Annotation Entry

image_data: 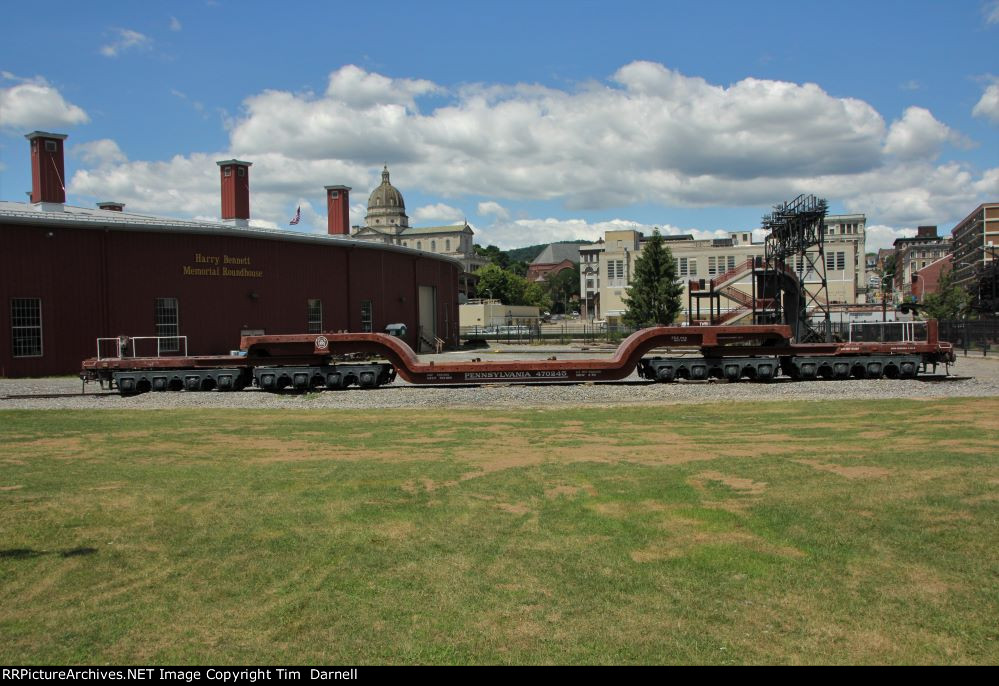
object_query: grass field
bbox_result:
[1,398,997,665]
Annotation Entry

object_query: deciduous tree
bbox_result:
[920,269,971,321]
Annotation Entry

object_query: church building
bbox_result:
[351,166,486,280]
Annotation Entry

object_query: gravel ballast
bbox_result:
[2,347,997,411]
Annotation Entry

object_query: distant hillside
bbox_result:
[507,240,593,264]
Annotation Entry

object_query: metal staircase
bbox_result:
[687,258,797,326]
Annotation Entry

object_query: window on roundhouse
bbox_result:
[361,300,373,333]
[155,297,180,352]
[11,298,42,357]
[307,299,323,334]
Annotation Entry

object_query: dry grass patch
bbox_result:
[496,502,533,516]
[793,459,893,479]
[690,470,768,495]
[544,484,597,499]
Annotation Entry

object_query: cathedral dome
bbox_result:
[364,165,409,232]
[367,166,405,211]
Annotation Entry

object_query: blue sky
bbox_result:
[1,0,997,251]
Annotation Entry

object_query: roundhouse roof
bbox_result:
[0,201,463,268]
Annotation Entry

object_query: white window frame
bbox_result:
[360,300,373,333]
[11,297,43,358]
[307,299,323,334]
[154,297,180,352]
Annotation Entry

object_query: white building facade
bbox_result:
[581,226,859,324]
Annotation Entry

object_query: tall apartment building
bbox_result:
[891,226,951,303]
[950,203,999,293]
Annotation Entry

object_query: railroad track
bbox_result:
[0,374,972,401]
[1,391,119,400]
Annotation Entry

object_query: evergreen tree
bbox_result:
[622,229,684,327]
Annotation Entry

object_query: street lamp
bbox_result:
[912,272,926,302]
[881,276,891,322]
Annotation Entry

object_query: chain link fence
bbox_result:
[462,318,999,353]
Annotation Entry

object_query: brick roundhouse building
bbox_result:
[0,132,461,377]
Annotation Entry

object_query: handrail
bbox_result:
[692,257,800,293]
[848,321,928,343]
[711,258,755,289]
[96,335,188,360]
[718,285,753,307]
[715,308,752,325]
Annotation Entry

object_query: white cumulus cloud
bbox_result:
[0,76,89,130]
[412,203,464,224]
[325,64,440,109]
[64,61,999,246]
[973,83,999,124]
[477,201,510,221]
[883,106,962,160]
[865,224,918,253]
[72,139,127,166]
[226,61,893,206]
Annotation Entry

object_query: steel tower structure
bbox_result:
[760,194,831,342]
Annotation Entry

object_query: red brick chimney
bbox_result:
[216,159,252,221]
[325,185,351,235]
[97,201,125,212]
[25,131,68,204]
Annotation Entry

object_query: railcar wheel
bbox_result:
[797,362,818,380]
[656,366,675,382]
[754,363,775,382]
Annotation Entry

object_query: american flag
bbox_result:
[289,206,301,225]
